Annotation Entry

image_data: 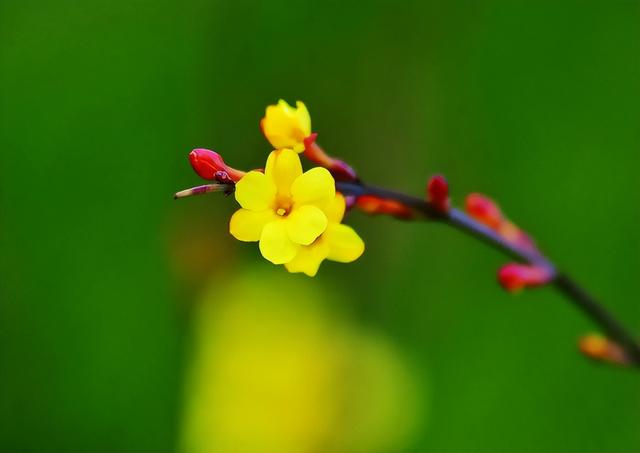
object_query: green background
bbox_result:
[1,0,639,451]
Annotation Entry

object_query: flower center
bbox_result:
[275,197,292,217]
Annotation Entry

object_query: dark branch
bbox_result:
[174,178,640,366]
[336,181,640,366]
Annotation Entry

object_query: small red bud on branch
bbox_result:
[355,195,414,220]
[466,193,537,252]
[189,148,245,182]
[498,263,553,292]
[466,193,503,228]
[427,175,450,213]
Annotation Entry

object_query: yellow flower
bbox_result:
[230,149,335,264]
[286,193,364,277]
[261,100,311,153]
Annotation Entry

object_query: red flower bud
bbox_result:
[427,175,449,213]
[466,193,538,252]
[356,195,414,220]
[498,263,553,292]
[189,148,245,182]
[466,193,503,228]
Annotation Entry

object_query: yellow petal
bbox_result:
[234,171,276,211]
[323,193,346,223]
[259,220,299,264]
[262,100,311,152]
[229,208,278,242]
[284,238,330,277]
[265,149,302,198]
[294,101,311,137]
[291,167,335,209]
[285,205,328,245]
[325,224,365,263]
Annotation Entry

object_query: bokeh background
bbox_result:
[2,1,640,451]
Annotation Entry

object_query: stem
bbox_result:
[554,274,640,364]
[336,181,640,366]
[338,181,548,264]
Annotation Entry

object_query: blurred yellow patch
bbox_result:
[181,271,424,453]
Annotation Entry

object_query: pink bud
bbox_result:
[498,263,553,292]
[189,149,227,180]
[189,148,245,182]
[427,175,450,212]
[356,195,414,220]
[466,193,503,228]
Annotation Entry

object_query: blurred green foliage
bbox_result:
[1,0,639,452]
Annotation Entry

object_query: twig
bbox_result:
[336,181,640,366]
[177,148,640,367]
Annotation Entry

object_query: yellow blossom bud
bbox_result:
[261,100,311,153]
